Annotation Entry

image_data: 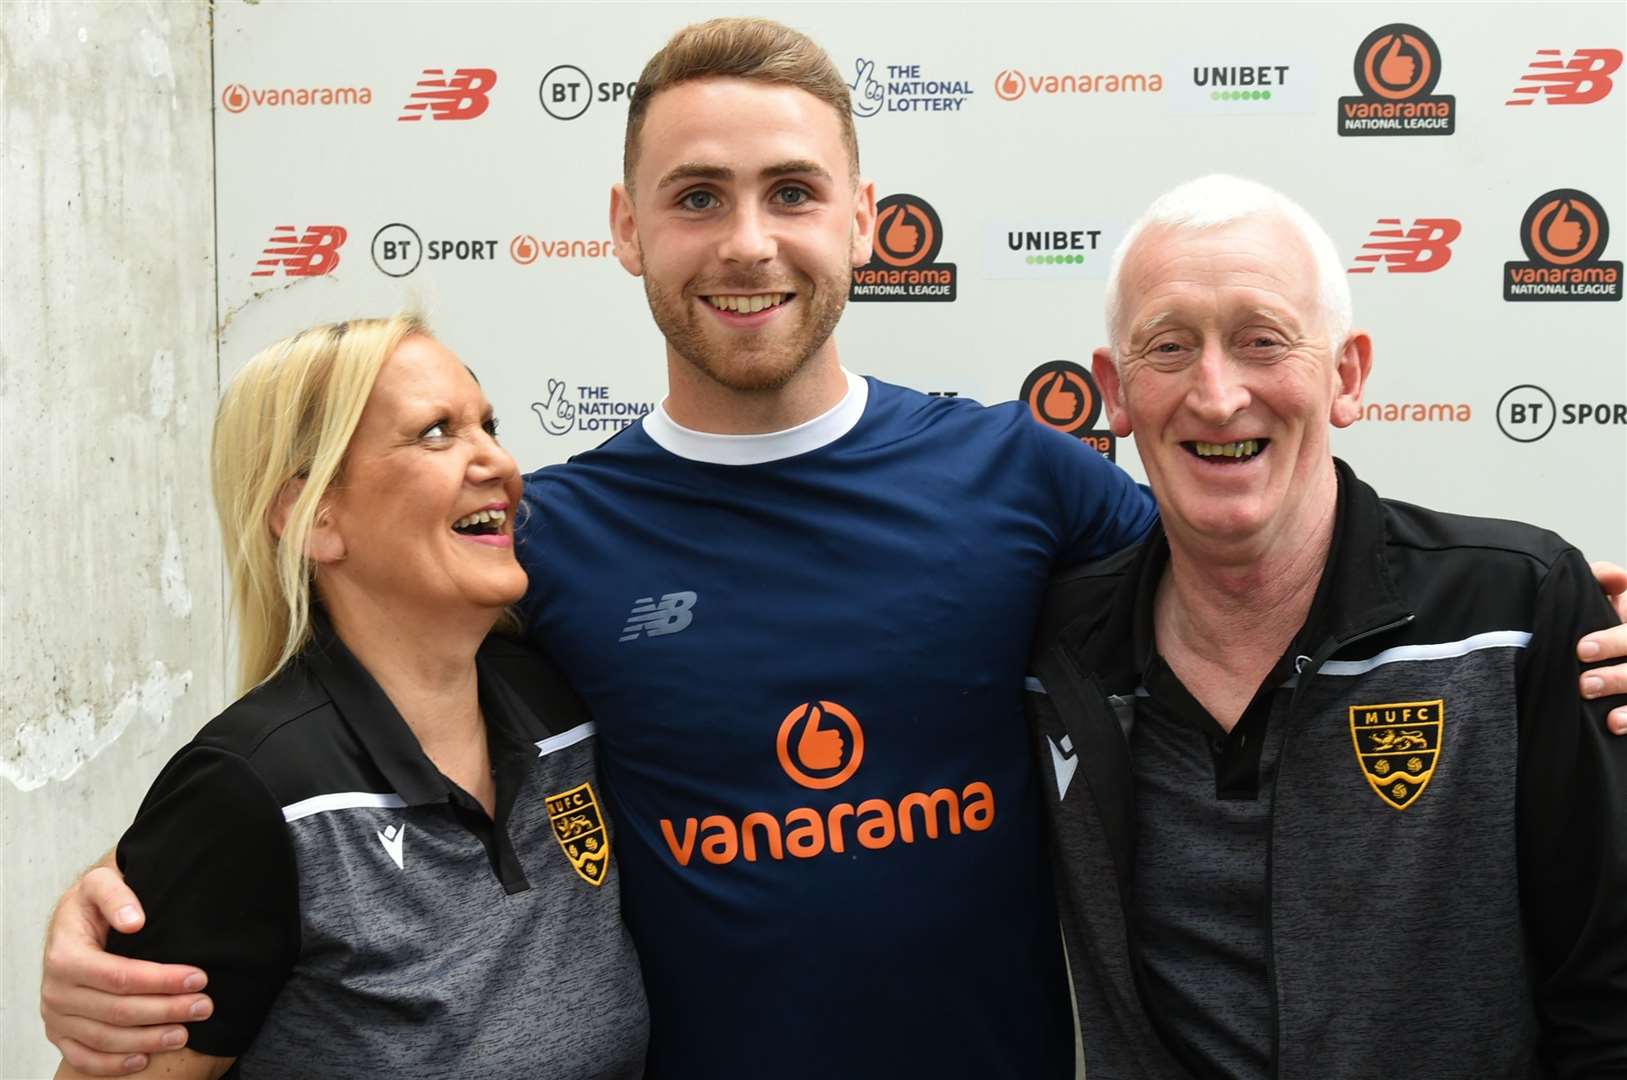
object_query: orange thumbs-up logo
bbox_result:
[1505,189,1621,302]
[995,69,1026,101]
[222,83,250,113]
[777,701,864,789]
[1022,361,1100,435]
[511,233,540,265]
[873,198,937,268]
[1358,24,1436,100]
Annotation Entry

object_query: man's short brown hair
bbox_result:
[623,17,860,189]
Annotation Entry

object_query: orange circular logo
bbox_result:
[1021,361,1101,435]
[1529,198,1600,265]
[995,69,1026,101]
[511,233,540,265]
[776,701,864,790]
[1362,31,1432,99]
[873,201,936,268]
[221,83,249,114]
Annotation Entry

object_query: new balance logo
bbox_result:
[619,591,697,642]
[1506,49,1621,106]
[1348,218,1461,274]
[252,225,347,277]
[1047,734,1078,801]
[377,822,405,869]
[398,67,497,121]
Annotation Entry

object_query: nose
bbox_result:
[716,201,776,266]
[1184,340,1251,426]
[467,426,519,488]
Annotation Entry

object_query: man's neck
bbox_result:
[662,344,849,434]
[1154,465,1340,729]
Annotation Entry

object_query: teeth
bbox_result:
[705,293,786,313]
[452,508,507,530]
[1192,440,1260,459]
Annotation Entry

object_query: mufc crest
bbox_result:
[546,782,610,887]
[1349,699,1444,810]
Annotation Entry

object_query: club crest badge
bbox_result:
[546,782,611,887]
[1349,699,1444,810]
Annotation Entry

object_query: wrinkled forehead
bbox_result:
[1119,216,1321,335]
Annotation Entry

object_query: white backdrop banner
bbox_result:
[213,1,1626,557]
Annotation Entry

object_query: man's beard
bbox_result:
[644,264,851,394]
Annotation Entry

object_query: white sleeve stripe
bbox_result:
[535,721,596,758]
[282,791,407,822]
[1023,676,1047,695]
[1317,630,1532,676]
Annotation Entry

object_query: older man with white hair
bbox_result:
[1026,175,1627,1080]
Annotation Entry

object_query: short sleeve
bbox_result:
[1034,421,1158,567]
[109,745,300,1056]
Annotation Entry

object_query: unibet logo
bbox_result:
[659,702,996,868]
[252,225,346,278]
[1507,49,1621,106]
[398,67,497,122]
[1347,217,1461,274]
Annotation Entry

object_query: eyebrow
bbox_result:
[655,158,833,190]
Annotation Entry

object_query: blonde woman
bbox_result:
[55,317,648,1079]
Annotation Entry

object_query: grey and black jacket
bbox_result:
[1026,459,1627,1080]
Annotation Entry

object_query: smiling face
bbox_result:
[1093,215,1370,555]
[318,334,528,617]
[610,77,876,395]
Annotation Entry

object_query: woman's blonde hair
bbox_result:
[212,314,428,691]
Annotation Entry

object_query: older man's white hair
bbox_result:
[1103,174,1353,358]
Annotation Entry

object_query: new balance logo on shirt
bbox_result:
[377,823,405,869]
[619,591,697,642]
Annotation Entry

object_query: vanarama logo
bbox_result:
[1507,48,1621,106]
[850,193,957,302]
[659,701,996,868]
[995,68,1162,101]
[510,234,614,265]
[1354,401,1471,423]
[1020,360,1116,460]
[1347,217,1461,274]
[1502,189,1622,301]
[1337,24,1455,136]
[220,82,372,113]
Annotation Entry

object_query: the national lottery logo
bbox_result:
[531,379,654,436]
[397,67,497,122]
[1337,23,1456,136]
[847,58,974,117]
[850,193,958,302]
[1502,189,1622,302]
[252,225,347,278]
[1506,48,1622,106]
[537,64,637,121]
[1347,217,1461,274]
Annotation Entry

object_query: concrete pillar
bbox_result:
[2,3,219,1074]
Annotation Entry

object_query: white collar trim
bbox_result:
[641,369,868,465]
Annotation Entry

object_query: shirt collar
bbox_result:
[640,368,869,465]
[301,609,537,806]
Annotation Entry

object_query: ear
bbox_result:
[269,478,347,564]
[850,178,878,267]
[1092,348,1135,437]
[1328,330,1373,429]
[610,183,643,277]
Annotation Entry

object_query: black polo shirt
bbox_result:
[109,617,648,1078]
[1126,481,1351,1080]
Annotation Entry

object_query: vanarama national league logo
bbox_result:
[1020,361,1116,461]
[850,193,957,302]
[1502,189,1622,301]
[659,701,995,868]
[1337,24,1455,136]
